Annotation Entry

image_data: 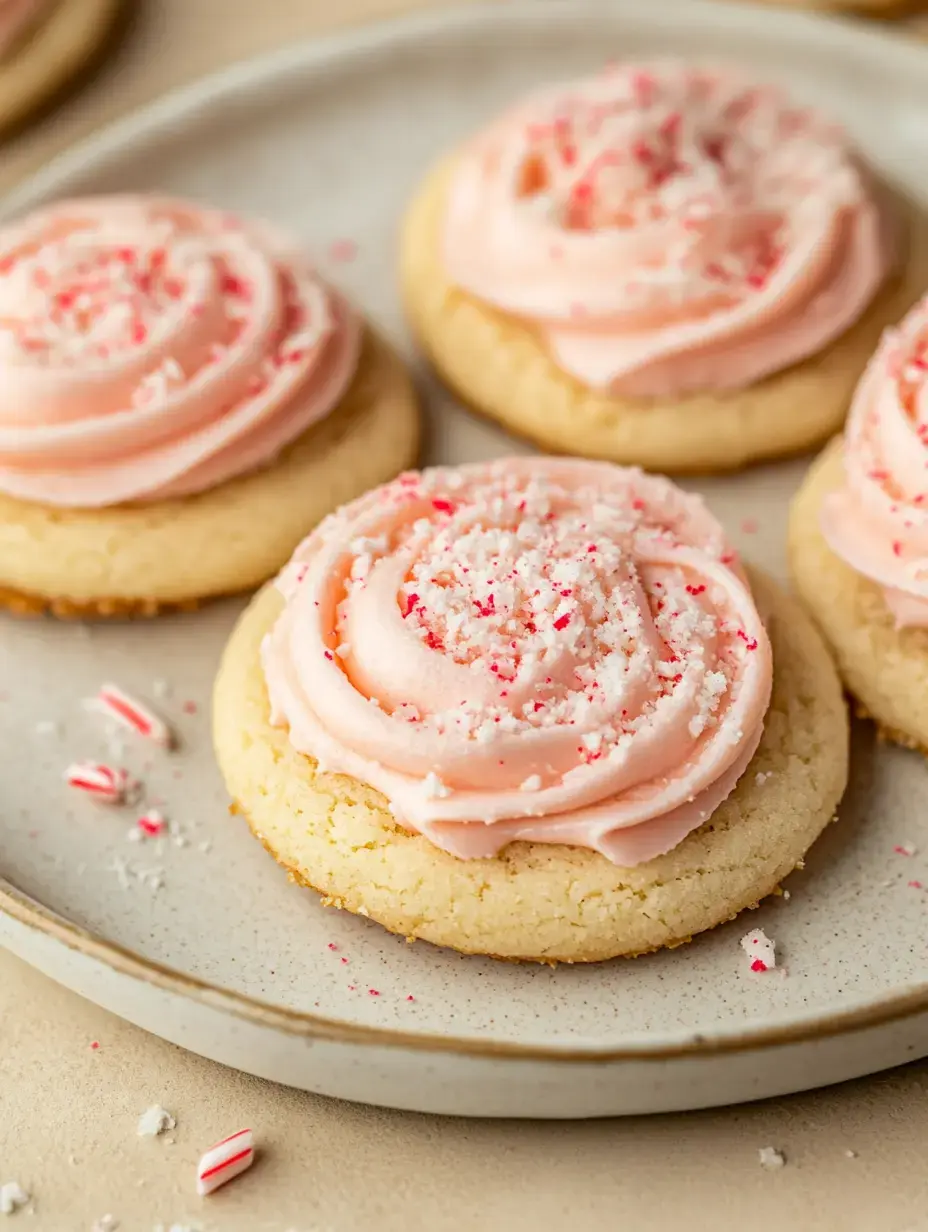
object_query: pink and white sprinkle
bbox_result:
[196,1128,255,1196]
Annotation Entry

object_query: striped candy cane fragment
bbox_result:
[65,762,129,804]
[196,1128,255,1196]
[136,810,166,838]
[91,683,174,748]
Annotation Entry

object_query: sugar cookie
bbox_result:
[401,62,925,473]
[0,0,123,137]
[0,195,419,617]
[789,292,928,750]
[215,458,848,962]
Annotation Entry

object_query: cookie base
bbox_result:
[0,0,126,137]
[213,569,848,963]
[400,160,928,474]
[789,442,928,752]
[0,331,420,618]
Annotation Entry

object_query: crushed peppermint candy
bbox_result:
[137,1104,176,1137]
[66,762,129,804]
[757,1146,786,1170]
[196,1128,255,1196]
[92,1217,119,1232]
[88,684,174,748]
[741,927,776,972]
[0,1183,29,1215]
[136,810,166,838]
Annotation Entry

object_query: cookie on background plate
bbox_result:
[401,61,928,474]
[789,292,928,752]
[0,195,420,618]
[750,0,921,14]
[214,458,849,963]
[0,0,124,137]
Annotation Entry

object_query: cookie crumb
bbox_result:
[0,1182,29,1215]
[758,1146,786,1170]
[137,1105,176,1137]
[741,927,776,972]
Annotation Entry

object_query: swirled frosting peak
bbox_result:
[262,458,773,866]
[0,196,360,507]
[820,294,928,628]
[443,62,891,397]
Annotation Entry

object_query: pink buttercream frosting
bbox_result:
[262,458,773,866]
[0,0,47,56]
[443,62,892,398]
[820,293,928,628]
[0,196,360,507]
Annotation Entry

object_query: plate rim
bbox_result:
[3,0,928,1063]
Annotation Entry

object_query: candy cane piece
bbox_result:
[196,1128,255,1196]
[93,683,174,748]
[136,809,166,838]
[66,762,129,804]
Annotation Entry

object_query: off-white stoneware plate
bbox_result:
[2,0,928,1119]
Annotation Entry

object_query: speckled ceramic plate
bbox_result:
[2,0,928,1118]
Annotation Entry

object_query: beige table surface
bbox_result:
[3,2,928,1230]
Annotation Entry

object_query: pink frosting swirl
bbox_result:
[0,0,46,56]
[262,458,773,866]
[820,294,928,628]
[0,196,360,507]
[443,62,891,397]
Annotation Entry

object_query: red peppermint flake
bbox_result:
[402,592,419,618]
[221,272,251,300]
[553,613,571,632]
[750,959,768,973]
[432,498,455,515]
[737,630,759,651]
[324,651,334,661]
[892,541,903,557]
[685,584,706,596]
[328,239,358,263]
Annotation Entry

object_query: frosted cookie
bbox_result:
[0,0,123,136]
[757,0,918,12]
[0,195,419,617]
[400,62,926,473]
[789,293,928,751]
[214,458,848,962]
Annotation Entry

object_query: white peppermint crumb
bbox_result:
[422,772,451,800]
[845,1149,858,1159]
[519,774,542,792]
[198,841,212,855]
[0,1182,29,1215]
[741,927,776,971]
[164,1137,175,1146]
[896,843,918,857]
[137,1105,176,1137]
[68,1156,78,1167]
[92,1217,119,1232]
[755,771,772,785]
[758,1146,786,1170]
[34,720,61,737]
[782,890,791,901]
[126,828,143,844]
[152,679,171,699]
